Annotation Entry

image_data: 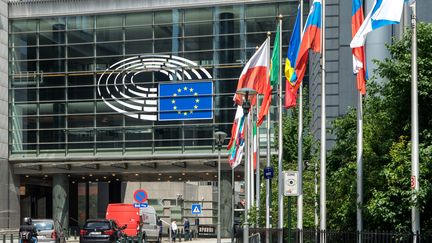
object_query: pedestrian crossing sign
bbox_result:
[191,204,202,214]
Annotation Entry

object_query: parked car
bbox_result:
[33,219,59,243]
[79,219,123,243]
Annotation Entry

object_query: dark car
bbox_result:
[79,219,123,243]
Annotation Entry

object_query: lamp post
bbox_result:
[235,87,257,243]
[214,131,227,243]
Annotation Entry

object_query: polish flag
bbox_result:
[234,38,270,105]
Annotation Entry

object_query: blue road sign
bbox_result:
[133,202,149,208]
[134,189,148,203]
[264,166,274,179]
[191,204,202,215]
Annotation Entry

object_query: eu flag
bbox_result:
[159,81,213,121]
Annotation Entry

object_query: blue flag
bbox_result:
[158,81,213,121]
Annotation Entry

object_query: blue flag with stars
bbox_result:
[159,81,213,121]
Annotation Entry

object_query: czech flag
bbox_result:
[352,0,367,95]
[285,0,322,108]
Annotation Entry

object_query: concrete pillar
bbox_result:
[53,174,69,232]
[0,161,20,228]
[220,170,232,238]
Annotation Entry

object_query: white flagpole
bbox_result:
[297,1,304,241]
[265,33,272,243]
[277,15,284,243]
[356,92,363,242]
[250,108,255,209]
[320,0,327,242]
[410,2,420,242]
[256,95,261,212]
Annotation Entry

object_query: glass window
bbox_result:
[68,30,94,44]
[125,128,153,141]
[96,42,123,56]
[184,8,212,22]
[155,11,172,24]
[40,17,66,31]
[12,46,37,60]
[68,74,94,86]
[12,33,37,46]
[40,75,65,87]
[96,15,122,28]
[218,5,241,20]
[40,115,66,129]
[68,101,95,114]
[39,88,66,101]
[67,16,94,30]
[68,58,95,72]
[12,104,37,116]
[154,25,173,39]
[11,19,37,33]
[12,130,37,145]
[40,31,66,45]
[246,17,275,33]
[40,102,66,115]
[96,128,123,141]
[96,29,123,42]
[39,46,65,59]
[184,23,213,36]
[125,26,152,40]
[39,129,65,143]
[125,40,152,55]
[246,4,276,18]
[184,37,213,51]
[13,88,37,102]
[68,115,94,128]
[14,116,37,130]
[68,129,94,142]
[12,61,37,73]
[125,12,152,26]
[154,126,181,147]
[96,114,123,127]
[68,44,94,58]
[153,39,172,53]
[40,60,65,73]
[68,86,94,100]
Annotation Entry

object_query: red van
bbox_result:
[105,204,140,237]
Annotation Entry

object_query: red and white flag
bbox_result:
[233,38,270,105]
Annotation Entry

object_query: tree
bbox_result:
[327,22,432,232]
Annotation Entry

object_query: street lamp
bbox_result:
[235,87,257,243]
[215,131,227,243]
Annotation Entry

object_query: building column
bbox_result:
[53,174,69,232]
[0,161,20,228]
[220,170,232,238]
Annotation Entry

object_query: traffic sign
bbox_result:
[191,204,202,215]
[283,171,298,196]
[263,166,274,179]
[133,189,148,203]
[133,202,149,208]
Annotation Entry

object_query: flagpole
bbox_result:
[250,108,255,210]
[410,2,420,242]
[256,95,261,213]
[356,91,363,242]
[277,14,284,243]
[297,1,304,241]
[265,32,272,243]
[320,0,327,242]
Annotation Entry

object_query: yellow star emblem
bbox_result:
[195,99,200,103]
[173,106,177,110]
[194,105,198,109]
[173,93,177,97]
[183,86,188,91]
[189,110,193,114]
[194,92,198,96]
[178,111,181,114]
[183,112,188,116]
[177,88,182,93]
[189,88,194,92]
[171,100,176,104]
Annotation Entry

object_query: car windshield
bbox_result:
[34,222,54,231]
[84,221,110,230]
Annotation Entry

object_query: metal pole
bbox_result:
[266,108,271,243]
[297,1,304,242]
[256,96,261,212]
[356,92,363,243]
[320,0,327,242]
[232,166,235,243]
[217,144,221,243]
[277,15,284,243]
[243,111,250,243]
[314,158,318,242]
[250,108,255,210]
[410,2,420,242]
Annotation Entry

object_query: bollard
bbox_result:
[3,234,5,243]
[10,234,13,243]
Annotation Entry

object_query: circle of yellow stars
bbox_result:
[172,85,200,116]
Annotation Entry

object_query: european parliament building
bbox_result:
[1,0,431,235]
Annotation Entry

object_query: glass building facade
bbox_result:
[9,1,305,158]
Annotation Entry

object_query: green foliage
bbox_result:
[327,22,432,232]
